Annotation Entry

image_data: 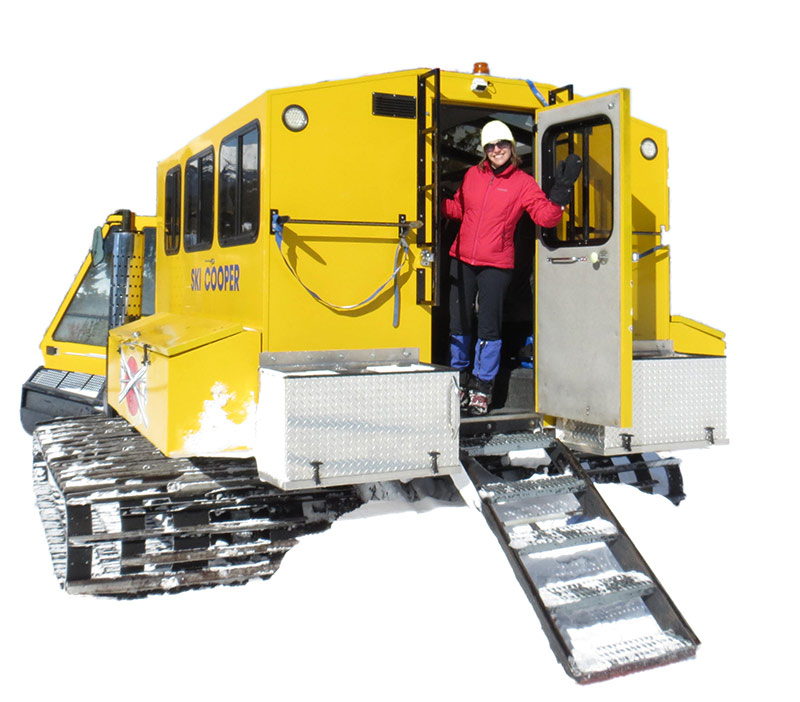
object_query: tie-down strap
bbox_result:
[270,212,420,327]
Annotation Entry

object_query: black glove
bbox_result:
[548,153,583,207]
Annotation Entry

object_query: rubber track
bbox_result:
[33,415,363,596]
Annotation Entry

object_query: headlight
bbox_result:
[640,138,658,160]
[282,105,308,132]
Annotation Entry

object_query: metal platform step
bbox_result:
[539,570,654,613]
[462,430,554,457]
[457,440,698,683]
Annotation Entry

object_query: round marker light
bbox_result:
[640,138,658,160]
[282,105,308,132]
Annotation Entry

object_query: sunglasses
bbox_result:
[485,140,511,153]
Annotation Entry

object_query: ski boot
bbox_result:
[468,378,494,416]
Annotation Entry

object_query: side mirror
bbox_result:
[91,226,104,267]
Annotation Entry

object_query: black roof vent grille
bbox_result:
[372,92,417,119]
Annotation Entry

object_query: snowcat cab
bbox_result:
[23,64,725,683]
[21,211,157,432]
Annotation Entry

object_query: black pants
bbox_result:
[448,258,513,340]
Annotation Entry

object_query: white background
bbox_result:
[1,2,795,700]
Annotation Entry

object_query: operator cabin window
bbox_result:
[219,121,260,246]
[541,116,614,248]
[164,166,181,255]
[184,148,215,252]
[53,226,157,346]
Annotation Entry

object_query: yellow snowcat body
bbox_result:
[23,65,725,683]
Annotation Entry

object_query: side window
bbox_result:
[541,116,613,248]
[184,148,215,252]
[164,166,181,255]
[219,121,260,246]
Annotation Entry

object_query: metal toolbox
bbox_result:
[557,356,727,455]
[255,349,460,490]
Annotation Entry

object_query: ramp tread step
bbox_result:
[540,570,654,613]
[570,631,694,678]
[510,518,618,555]
[481,474,585,503]
[495,493,581,527]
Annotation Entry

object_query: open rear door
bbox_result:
[535,90,632,428]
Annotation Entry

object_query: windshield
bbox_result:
[53,227,156,346]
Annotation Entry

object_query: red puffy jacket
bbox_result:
[443,162,563,269]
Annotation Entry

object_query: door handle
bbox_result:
[547,256,587,264]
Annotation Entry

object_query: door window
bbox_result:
[541,116,613,248]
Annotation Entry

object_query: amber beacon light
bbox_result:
[471,62,490,92]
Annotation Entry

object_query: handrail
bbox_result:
[272,216,422,230]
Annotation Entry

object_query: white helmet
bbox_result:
[480,120,514,148]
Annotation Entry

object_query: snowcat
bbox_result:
[20,64,726,683]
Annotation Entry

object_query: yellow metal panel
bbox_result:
[629,118,672,343]
[111,312,244,357]
[670,315,726,356]
[42,340,106,375]
[630,118,669,233]
[168,330,259,456]
[267,71,431,359]
[439,71,554,110]
[108,325,260,456]
[632,244,671,340]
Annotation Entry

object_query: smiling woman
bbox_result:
[479,121,520,170]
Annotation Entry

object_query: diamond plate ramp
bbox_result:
[455,438,698,683]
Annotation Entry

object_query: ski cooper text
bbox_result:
[190,264,240,292]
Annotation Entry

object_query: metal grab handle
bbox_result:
[547,256,587,264]
[273,214,422,231]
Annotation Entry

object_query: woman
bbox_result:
[442,119,582,415]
